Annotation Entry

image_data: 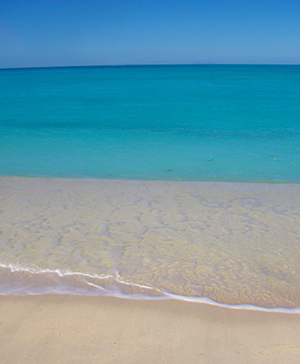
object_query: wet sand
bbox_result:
[1,294,300,364]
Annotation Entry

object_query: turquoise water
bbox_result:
[1,65,300,308]
[1,65,300,181]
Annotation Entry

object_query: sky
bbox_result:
[0,0,300,68]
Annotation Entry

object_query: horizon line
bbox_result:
[1,62,300,71]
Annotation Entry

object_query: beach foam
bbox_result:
[1,264,300,314]
[1,177,300,308]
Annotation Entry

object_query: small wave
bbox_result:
[0,263,164,296]
[0,263,299,314]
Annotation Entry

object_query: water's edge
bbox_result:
[1,264,300,314]
[1,176,300,312]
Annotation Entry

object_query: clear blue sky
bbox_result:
[1,0,299,68]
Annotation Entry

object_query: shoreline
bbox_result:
[1,294,300,363]
[2,174,300,184]
[1,176,300,308]
[2,264,300,313]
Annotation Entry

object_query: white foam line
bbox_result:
[1,263,300,313]
[115,270,154,290]
[0,263,114,280]
[161,292,300,313]
[85,281,111,294]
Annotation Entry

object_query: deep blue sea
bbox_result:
[1,64,300,182]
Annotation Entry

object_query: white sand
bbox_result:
[1,295,300,364]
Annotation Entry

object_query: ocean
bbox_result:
[1,65,300,309]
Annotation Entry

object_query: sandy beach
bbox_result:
[1,295,300,364]
[1,178,300,362]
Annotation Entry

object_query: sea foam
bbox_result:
[1,177,300,309]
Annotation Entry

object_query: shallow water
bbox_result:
[1,177,300,308]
